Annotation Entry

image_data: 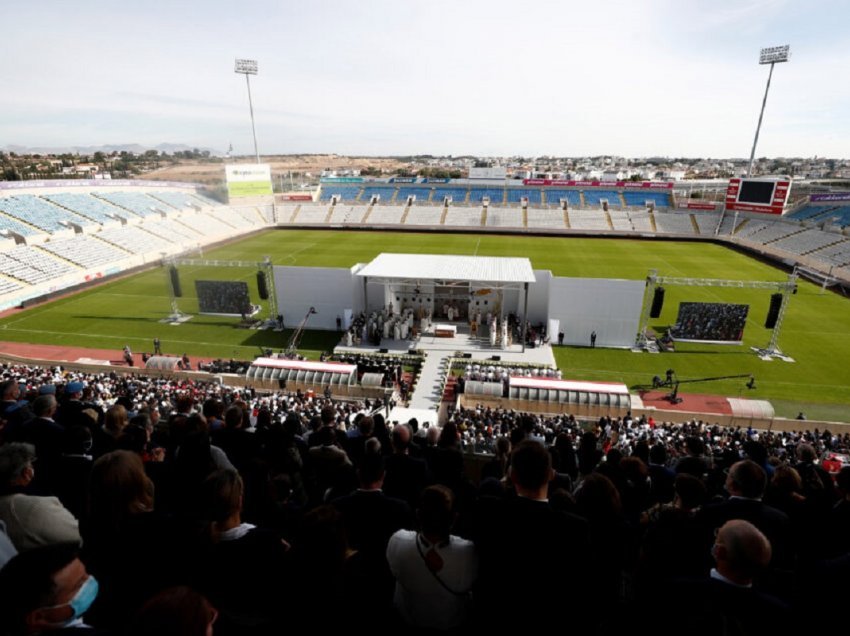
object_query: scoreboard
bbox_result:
[725,177,791,215]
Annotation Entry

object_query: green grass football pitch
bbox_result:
[1,229,849,421]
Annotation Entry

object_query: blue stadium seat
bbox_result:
[583,190,621,207]
[360,187,397,203]
[319,187,361,202]
[0,195,88,233]
[43,193,121,224]
[506,189,542,205]
[469,189,505,204]
[543,190,581,206]
[787,205,840,221]
[96,192,163,217]
[432,187,469,203]
[623,191,671,208]
[396,187,432,203]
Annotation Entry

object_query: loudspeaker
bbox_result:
[408,349,417,355]
[379,348,389,354]
[256,271,269,300]
[649,287,665,318]
[765,293,783,328]
[461,352,472,359]
[491,355,501,361]
[169,266,182,297]
[278,378,287,389]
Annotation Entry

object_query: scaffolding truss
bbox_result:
[635,269,797,358]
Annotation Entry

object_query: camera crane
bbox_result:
[284,306,316,358]
[636,370,755,404]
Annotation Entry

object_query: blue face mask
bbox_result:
[48,576,99,626]
[69,575,99,618]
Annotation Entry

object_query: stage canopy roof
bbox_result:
[356,253,536,284]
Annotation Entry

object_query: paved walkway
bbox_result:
[335,322,557,418]
[408,351,451,411]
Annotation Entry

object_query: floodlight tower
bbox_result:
[234,58,261,164]
[747,45,790,177]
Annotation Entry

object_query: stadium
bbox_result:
[1,175,849,423]
[2,3,850,634]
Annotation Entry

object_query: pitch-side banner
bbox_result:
[225,164,273,197]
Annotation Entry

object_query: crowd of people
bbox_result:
[194,280,252,316]
[670,302,750,342]
[0,362,849,635]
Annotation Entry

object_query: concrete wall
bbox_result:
[274,265,361,330]
[548,277,644,348]
[527,270,551,324]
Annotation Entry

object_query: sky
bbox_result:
[1,0,848,158]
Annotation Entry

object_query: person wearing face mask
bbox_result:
[0,542,101,635]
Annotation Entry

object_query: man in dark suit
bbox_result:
[333,451,413,559]
[382,424,429,509]
[0,379,34,439]
[697,459,792,571]
[333,452,413,614]
[16,393,64,495]
[56,381,98,433]
[471,440,592,631]
[647,442,676,504]
[661,520,788,636]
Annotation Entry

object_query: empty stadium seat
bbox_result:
[95,192,163,217]
[506,189,542,205]
[623,191,671,208]
[319,186,361,202]
[543,190,581,207]
[0,195,89,233]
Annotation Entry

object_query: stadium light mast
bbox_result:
[747,45,789,177]
[234,58,261,164]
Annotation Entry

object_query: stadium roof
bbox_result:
[356,253,536,284]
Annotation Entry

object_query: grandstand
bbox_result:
[176,212,238,237]
[583,189,620,208]
[150,190,204,211]
[95,191,164,217]
[0,247,77,285]
[403,206,445,225]
[319,186,360,202]
[432,187,469,204]
[0,209,44,237]
[543,189,581,207]
[469,188,505,205]
[0,194,90,233]
[39,234,130,269]
[294,205,332,223]
[360,186,396,203]
[653,212,697,234]
[608,210,633,232]
[0,184,270,309]
[444,207,484,226]
[623,191,671,208]
[568,210,610,231]
[506,189,542,205]
[328,205,368,224]
[396,187,431,203]
[485,208,524,228]
[364,205,406,224]
[42,192,123,225]
[95,226,177,255]
[2,180,850,323]
[525,208,566,229]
